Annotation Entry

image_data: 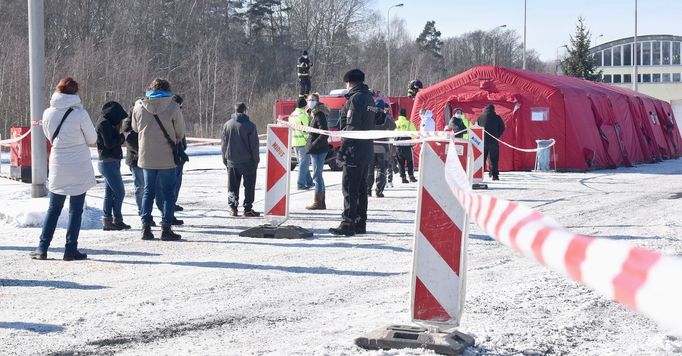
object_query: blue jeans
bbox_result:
[296,147,313,188]
[37,192,86,254]
[141,168,176,225]
[98,161,125,219]
[156,163,184,211]
[310,152,326,193]
[130,164,162,216]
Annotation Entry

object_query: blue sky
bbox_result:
[375,0,682,61]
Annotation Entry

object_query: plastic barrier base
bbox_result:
[472,183,488,190]
[355,325,474,355]
[239,225,313,239]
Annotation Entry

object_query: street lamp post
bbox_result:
[492,24,507,66]
[556,44,568,74]
[594,34,604,46]
[387,3,403,97]
[28,0,47,198]
[633,0,638,92]
[522,0,527,69]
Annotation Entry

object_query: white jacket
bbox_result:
[42,93,97,196]
[420,110,435,132]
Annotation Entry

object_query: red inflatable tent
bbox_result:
[411,66,681,171]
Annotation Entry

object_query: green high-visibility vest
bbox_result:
[290,108,309,147]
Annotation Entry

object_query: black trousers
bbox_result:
[342,161,370,224]
[484,142,500,179]
[299,77,311,96]
[397,147,415,179]
[227,166,257,210]
[367,153,387,194]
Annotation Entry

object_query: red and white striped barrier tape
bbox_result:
[0,130,32,147]
[443,135,682,335]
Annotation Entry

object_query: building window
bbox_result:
[663,41,671,64]
[642,73,651,82]
[674,42,681,65]
[643,42,651,65]
[652,73,661,82]
[636,42,642,65]
[594,52,603,66]
[613,74,622,83]
[653,41,661,65]
[613,45,622,66]
[674,73,681,82]
[623,44,632,66]
[623,74,632,83]
[602,74,612,83]
[663,73,671,82]
[603,48,612,66]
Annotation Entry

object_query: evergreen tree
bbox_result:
[561,17,600,81]
[416,20,444,60]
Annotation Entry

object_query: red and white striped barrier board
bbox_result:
[264,124,291,226]
[469,126,485,184]
[443,135,682,335]
[411,139,472,327]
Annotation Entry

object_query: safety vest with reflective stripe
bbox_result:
[290,108,309,147]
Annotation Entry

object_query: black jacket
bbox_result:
[339,84,375,166]
[373,111,396,153]
[477,107,505,144]
[221,113,260,171]
[305,104,330,155]
[96,102,127,161]
[448,116,467,138]
[122,116,138,166]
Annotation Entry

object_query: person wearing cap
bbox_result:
[290,97,313,190]
[395,108,418,183]
[329,69,375,236]
[367,100,396,198]
[448,107,471,139]
[477,103,505,181]
[407,79,423,98]
[297,50,313,97]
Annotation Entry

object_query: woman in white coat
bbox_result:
[30,77,97,261]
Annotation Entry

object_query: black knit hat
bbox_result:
[343,69,365,83]
[303,50,308,56]
[296,97,307,108]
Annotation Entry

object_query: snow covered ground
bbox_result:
[1,149,682,356]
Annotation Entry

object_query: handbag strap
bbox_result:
[152,114,176,148]
[51,108,74,143]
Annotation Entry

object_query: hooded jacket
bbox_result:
[420,110,435,132]
[122,115,139,166]
[131,95,186,170]
[42,92,97,196]
[96,101,127,161]
[476,105,506,144]
[373,111,396,154]
[221,112,260,170]
[339,84,375,166]
[305,103,330,155]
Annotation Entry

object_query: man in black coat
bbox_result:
[367,99,396,198]
[329,69,375,236]
[221,102,261,217]
[476,103,506,181]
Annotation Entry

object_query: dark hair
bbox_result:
[303,50,308,56]
[399,108,407,116]
[235,102,247,113]
[56,77,79,95]
[308,92,320,101]
[296,97,307,108]
[343,69,365,84]
[149,78,171,92]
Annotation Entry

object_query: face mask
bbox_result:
[308,101,318,109]
[455,113,462,118]
[303,55,308,59]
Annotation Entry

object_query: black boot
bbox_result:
[161,224,182,241]
[409,176,418,183]
[171,217,184,226]
[113,218,131,230]
[63,251,87,261]
[102,216,122,231]
[30,249,47,260]
[174,205,184,212]
[355,220,367,235]
[141,223,154,240]
[401,177,409,184]
[329,221,356,236]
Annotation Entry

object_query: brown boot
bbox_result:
[306,192,326,210]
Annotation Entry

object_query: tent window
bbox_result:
[613,46,622,66]
[531,107,549,122]
[623,44,632,66]
[602,74,612,83]
[673,73,681,82]
[623,74,632,83]
[613,74,622,83]
[663,73,671,82]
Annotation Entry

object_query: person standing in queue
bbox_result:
[31,77,97,261]
[476,103,505,181]
[305,93,329,210]
[329,69,375,236]
[221,103,261,217]
[132,78,185,241]
[395,108,418,184]
[290,98,313,190]
[367,100,396,198]
[448,107,471,139]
